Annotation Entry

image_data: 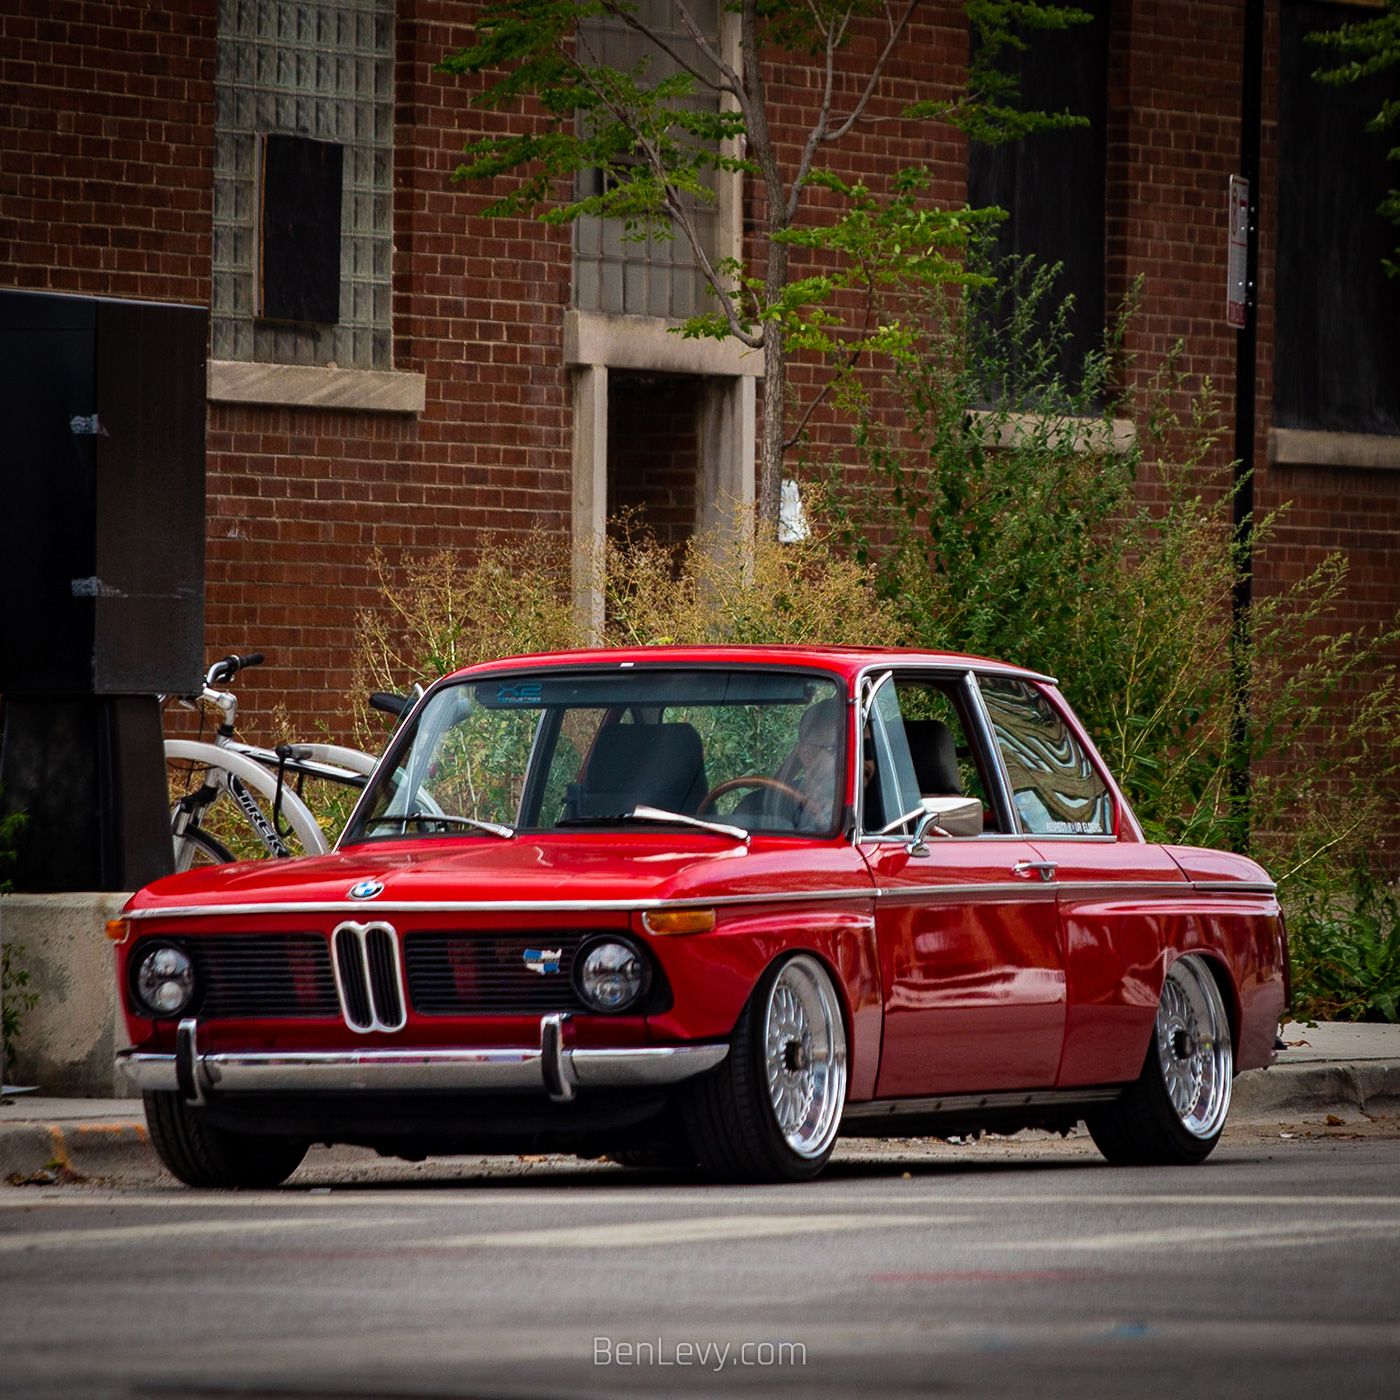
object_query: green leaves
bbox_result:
[1289,866,1400,1024]
[439,1,1098,369]
[810,240,1400,887]
[1309,0,1400,276]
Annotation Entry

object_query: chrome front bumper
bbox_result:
[116,1014,728,1104]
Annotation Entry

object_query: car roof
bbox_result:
[443,645,1057,686]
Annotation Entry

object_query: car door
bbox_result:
[975,674,1189,1088]
[860,670,1067,1098]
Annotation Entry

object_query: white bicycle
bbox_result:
[165,652,410,869]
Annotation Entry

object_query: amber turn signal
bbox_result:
[641,908,716,936]
[104,919,131,944]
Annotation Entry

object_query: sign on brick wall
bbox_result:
[1227,175,1249,330]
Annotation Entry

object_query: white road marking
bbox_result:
[413,1212,948,1249]
[5,1189,1400,1211]
[981,1217,1400,1252]
[0,1214,413,1253]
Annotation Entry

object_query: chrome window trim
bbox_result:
[963,668,1021,834]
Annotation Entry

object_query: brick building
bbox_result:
[2,0,1397,746]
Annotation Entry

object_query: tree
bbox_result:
[1311,0,1400,276]
[439,0,1089,527]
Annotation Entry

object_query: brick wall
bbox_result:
[3,0,1397,818]
[0,0,215,303]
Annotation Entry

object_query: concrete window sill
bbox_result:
[563,310,763,377]
[207,361,427,414]
[970,410,1137,455]
[1269,428,1400,471]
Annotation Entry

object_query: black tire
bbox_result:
[144,1091,308,1188]
[1086,954,1234,1167]
[679,953,847,1184]
[173,826,236,871]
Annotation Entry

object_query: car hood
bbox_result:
[124,832,874,916]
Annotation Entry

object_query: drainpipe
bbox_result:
[1231,0,1264,851]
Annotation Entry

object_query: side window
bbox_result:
[862,675,1002,836]
[978,677,1112,835]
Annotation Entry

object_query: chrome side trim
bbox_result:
[123,889,879,920]
[1051,880,1194,900]
[843,1085,1123,1120]
[115,1041,729,1095]
[1190,880,1278,896]
[873,883,1058,906]
[123,878,1275,926]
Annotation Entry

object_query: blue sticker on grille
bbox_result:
[523,948,562,975]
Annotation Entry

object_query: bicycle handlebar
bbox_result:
[369,691,410,718]
[207,652,265,685]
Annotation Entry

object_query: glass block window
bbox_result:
[213,0,394,368]
[573,0,720,320]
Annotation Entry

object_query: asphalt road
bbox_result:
[3,1127,1399,1400]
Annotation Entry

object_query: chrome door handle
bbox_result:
[1013,860,1057,882]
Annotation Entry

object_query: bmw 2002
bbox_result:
[113,646,1287,1185]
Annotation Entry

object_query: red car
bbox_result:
[113,646,1287,1186]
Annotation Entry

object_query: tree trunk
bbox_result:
[759,324,786,530]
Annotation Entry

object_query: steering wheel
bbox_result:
[696,775,811,818]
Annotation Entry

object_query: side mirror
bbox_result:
[907,795,983,854]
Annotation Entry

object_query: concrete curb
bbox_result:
[3,1060,1398,1182]
[1229,1060,1400,1120]
[1,1115,155,1181]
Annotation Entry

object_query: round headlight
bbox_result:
[575,939,647,1013]
[133,943,196,1018]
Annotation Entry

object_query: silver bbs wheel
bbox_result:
[761,954,847,1159]
[1155,955,1233,1140]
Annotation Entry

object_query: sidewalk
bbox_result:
[3,1021,1398,1183]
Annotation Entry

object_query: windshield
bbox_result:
[343,668,847,842]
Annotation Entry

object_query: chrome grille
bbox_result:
[179,934,337,1019]
[331,921,407,1032]
[404,931,592,1015]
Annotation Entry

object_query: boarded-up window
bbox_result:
[213,0,394,368]
[1276,1,1400,436]
[260,134,343,324]
[966,1,1110,388]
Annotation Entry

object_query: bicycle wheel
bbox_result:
[173,826,236,871]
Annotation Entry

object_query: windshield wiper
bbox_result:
[364,812,515,839]
[557,805,748,843]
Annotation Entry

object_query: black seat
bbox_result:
[903,719,963,796]
[572,722,709,817]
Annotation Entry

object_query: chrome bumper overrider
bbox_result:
[116,1014,728,1103]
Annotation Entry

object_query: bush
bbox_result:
[348,518,897,746]
[1288,867,1400,1022]
[810,254,1400,885]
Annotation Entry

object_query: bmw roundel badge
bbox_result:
[348,879,385,900]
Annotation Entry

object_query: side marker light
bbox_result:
[642,908,716,936]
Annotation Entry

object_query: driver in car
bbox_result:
[779,697,843,831]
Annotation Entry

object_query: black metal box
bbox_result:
[0,289,207,695]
